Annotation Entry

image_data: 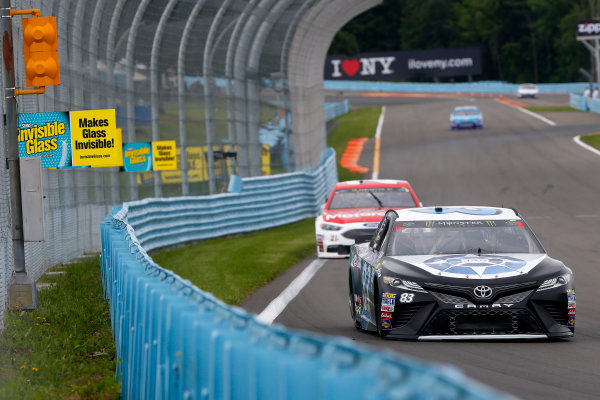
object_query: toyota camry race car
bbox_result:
[349,206,575,340]
[450,106,483,129]
[315,180,421,258]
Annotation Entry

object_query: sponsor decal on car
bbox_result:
[382,292,397,299]
[381,305,394,312]
[568,308,576,316]
[381,312,393,319]
[455,303,514,309]
[398,293,415,303]
[382,297,396,306]
[567,316,575,327]
[381,319,392,330]
[568,301,576,309]
[567,294,576,302]
[566,289,575,295]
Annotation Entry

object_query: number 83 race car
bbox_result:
[349,206,575,340]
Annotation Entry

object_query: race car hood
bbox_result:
[322,208,387,224]
[382,253,567,282]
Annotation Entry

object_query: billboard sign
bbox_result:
[70,109,123,167]
[577,20,600,38]
[123,142,152,172]
[17,111,72,168]
[152,140,177,170]
[325,47,482,80]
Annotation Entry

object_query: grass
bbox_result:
[151,218,317,305]
[526,106,580,112]
[327,106,382,182]
[0,105,367,397]
[0,259,120,399]
[580,132,600,150]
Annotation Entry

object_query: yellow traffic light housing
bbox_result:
[22,16,60,87]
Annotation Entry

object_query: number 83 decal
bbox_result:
[399,293,414,303]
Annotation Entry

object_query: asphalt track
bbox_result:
[243,94,600,399]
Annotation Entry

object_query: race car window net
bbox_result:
[388,220,545,256]
[328,188,416,209]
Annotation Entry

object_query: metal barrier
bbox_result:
[326,80,589,94]
[100,149,515,400]
[570,93,588,111]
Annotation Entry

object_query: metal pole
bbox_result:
[106,0,127,204]
[203,0,233,194]
[1,0,37,309]
[245,0,296,177]
[177,0,207,196]
[225,0,259,178]
[280,0,317,172]
[150,0,179,198]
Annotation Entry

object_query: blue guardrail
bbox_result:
[100,149,515,400]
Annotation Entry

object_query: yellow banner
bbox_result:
[70,109,123,167]
[152,140,177,170]
[137,145,270,184]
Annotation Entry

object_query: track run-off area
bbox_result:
[243,93,600,400]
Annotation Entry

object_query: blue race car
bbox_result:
[450,105,483,129]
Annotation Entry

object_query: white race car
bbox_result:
[315,179,421,258]
[517,83,539,98]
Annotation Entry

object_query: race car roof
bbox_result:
[333,179,411,190]
[452,105,479,112]
[393,206,520,221]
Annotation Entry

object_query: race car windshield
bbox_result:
[388,220,545,256]
[328,188,416,209]
[454,110,479,116]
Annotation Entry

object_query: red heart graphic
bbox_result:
[341,59,360,76]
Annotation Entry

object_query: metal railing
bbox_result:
[100,149,514,400]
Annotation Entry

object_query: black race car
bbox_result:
[348,206,575,340]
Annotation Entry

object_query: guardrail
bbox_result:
[570,93,588,111]
[325,99,351,120]
[100,148,514,400]
[326,80,588,94]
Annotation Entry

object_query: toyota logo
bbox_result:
[473,285,493,299]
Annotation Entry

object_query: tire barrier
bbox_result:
[100,148,515,400]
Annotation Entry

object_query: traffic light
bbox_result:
[22,16,60,87]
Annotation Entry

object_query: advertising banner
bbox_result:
[152,140,177,170]
[70,109,123,167]
[138,145,270,184]
[17,111,72,168]
[576,20,600,38]
[325,47,482,80]
[123,142,152,172]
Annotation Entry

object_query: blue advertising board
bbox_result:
[123,142,152,172]
[17,112,72,168]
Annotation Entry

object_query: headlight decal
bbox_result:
[537,273,572,291]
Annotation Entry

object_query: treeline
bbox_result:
[328,0,598,83]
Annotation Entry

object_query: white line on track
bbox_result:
[256,258,327,324]
[495,98,556,126]
[573,135,600,156]
[371,106,386,179]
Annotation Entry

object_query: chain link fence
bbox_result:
[0,0,381,329]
